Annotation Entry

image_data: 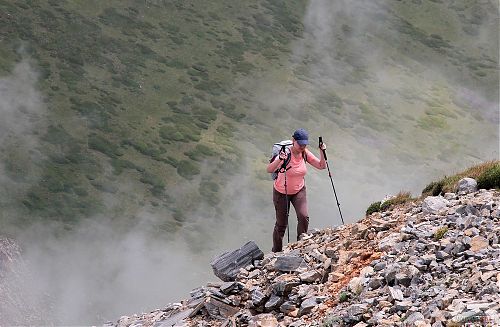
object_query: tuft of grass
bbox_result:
[321,314,342,327]
[365,191,414,215]
[434,226,448,240]
[339,291,350,303]
[422,161,500,196]
[380,191,413,211]
[477,163,500,190]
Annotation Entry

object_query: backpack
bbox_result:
[269,140,307,180]
[270,140,293,180]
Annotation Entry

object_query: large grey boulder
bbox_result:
[458,178,477,194]
[210,241,264,282]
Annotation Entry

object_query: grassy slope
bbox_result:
[0,0,306,233]
[0,0,497,237]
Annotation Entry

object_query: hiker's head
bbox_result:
[292,128,309,148]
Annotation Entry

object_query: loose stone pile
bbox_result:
[323,188,500,327]
[111,180,499,327]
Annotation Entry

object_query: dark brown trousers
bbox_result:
[272,186,309,252]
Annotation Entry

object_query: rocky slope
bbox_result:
[110,179,499,327]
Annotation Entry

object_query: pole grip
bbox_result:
[319,136,327,160]
[280,145,287,169]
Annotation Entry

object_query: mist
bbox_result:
[6,216,216,325]
[1,1,498,325]
[0,60,48,238]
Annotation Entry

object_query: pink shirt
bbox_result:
[274,149,319,194]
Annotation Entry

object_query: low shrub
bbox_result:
[339,291,350,303]
[434,227,448,240]
[111,158,142,175]
[366,201,381,216]
[422,180,445,196]
[88,134,122,158]
[185,144,216,161]
[139,172,165,196]
[159,121,201,143]
[192,106,217,124]
[216,123,235,137]
[177,160,200,179]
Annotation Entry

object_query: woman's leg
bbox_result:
[291,186,309,241]
[272,188,289,252]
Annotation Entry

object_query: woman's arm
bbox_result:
[305,147,326,170]
[267,151,287,173]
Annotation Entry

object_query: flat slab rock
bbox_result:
[274,255,306,272]
[211,241,264,282]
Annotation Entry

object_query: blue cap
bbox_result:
[293,128,309,145]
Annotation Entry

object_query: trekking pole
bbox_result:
[319,136,345,225]
[281,145,290,243]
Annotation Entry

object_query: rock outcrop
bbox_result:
[110,186,499,327]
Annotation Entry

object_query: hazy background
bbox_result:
[0,0,498,325]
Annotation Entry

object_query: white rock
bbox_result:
[348,277,364,295]
[422,196,449,215]
[378,233,402,252]
[388,286,404,302]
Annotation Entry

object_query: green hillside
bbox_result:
[0,0,308,231]
[0,0,498,239]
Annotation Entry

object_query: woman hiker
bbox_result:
[266,128,327,252]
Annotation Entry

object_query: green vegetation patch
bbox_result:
[185,144,216,162]
[434,226,448,240]
[425,106,458,119]
[339,291,350,303]
[394,17,451,51]
[417,115,447,131]
[139,171,165,197]
[216,123,236,138]
[366,201,381,216]
[365,191,413,215]
[422,180,445,196]
[177,160,201,180]
[88,134,122,159]
[477,163,500,190]
[111,158,144,175]
[422,161,500,195]
[382,191,413,211]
